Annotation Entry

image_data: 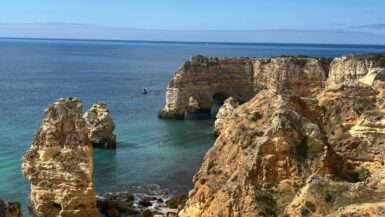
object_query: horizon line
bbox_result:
[2,37,385,47]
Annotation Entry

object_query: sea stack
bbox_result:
[22,97,101,217]
[83,101,116,149]
[0,199,22,217]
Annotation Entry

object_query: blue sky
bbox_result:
[1,0,385,44]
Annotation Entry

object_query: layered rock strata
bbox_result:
[83,101,116,149]
[159,55,331,119]
[22,97,101,217]
[0,199,22,217]
[171,53,385,217]
[180,91,339,216]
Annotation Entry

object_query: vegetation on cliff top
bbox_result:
[352,53,385,67]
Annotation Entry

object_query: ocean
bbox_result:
[0,38,385,215]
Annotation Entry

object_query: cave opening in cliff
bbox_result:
[211,92,228,117]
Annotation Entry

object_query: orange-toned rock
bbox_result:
[180,91,338,217]
[22,97,101,217]
[176,53,385,217]
[159,56,330,119]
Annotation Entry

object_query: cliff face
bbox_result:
[0,199,22,217]
[159,56,330,119]
[252,57,330,97]
[22,98,101,217]
[180,91,338,217]
[213,97,239,136]
[83,101,116,149]
[176,53,385,217]
[159,56,255,119]
[329,55,385,85]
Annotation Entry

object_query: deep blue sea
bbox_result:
[1,38,385,215]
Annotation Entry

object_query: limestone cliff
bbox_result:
[22,97,101,217]
[83,101,116,149]
[159,56,330,119]
[213,97,239,136]
[180,91,339,217]
[0,199,22,217]
[173,53,385,217]
[329,54,385,85]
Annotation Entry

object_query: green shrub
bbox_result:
[352,53,385,68]
[332,166,370,183]
[295,136,324,161]
[255,191,278,217]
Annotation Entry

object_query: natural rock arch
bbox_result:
[211,92,229,117]
[159,55,331,119]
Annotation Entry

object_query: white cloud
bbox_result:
[1,23,385,45]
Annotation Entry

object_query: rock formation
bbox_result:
[213,97,239,136]
[160,53,385,216]
[180,91,339,216]
[329,54,385,85]
[83,101,116,149]
[0,199,22,217]
[22,97,101,217]
[159,55,331,119]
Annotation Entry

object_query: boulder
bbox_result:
[0,199,22,217]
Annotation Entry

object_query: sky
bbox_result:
[1,0,385,44]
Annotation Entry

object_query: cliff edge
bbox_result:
[159,53,385,216]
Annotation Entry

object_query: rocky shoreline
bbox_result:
[96,185,186,217]
[5,53,385,217]
[0,199,22,217]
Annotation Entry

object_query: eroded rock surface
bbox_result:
[329,54,385,85]
[0,199,22,217]
[174,53,385,217]
[159,56,330,119]
[213,97,239,136]
[180,91,340,217]
[84,101,116,149]
[22,97,101,217]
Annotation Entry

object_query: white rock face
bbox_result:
[84,101,116,149]
[213,97,239,136]
[329,55,385,85]
[186,96,200,112]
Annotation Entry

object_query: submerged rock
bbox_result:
[22,97,101,217]
[0,199,22,217]
[84,101,117,149]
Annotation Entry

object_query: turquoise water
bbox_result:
[1,38,385,215]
